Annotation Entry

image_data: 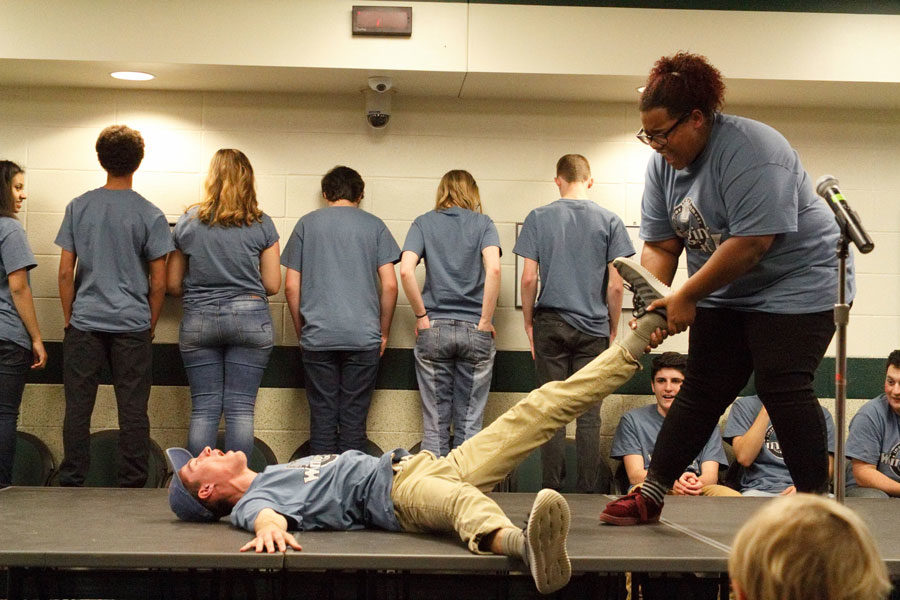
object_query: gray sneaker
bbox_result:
[612,257,673,319]
[525,489,571,594]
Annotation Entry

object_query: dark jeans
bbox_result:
[301,347,381,454]
[59,327,153,487]
[533,310,610,493]
[647,307,835,494]
[0,341,32,487]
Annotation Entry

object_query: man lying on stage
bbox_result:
[166,258,669,595]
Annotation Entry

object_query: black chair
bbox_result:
[290,439,383,461]
[613,461,631,495]
[214,433,278,472]
[11,431,56,486]
[50,430,168,487]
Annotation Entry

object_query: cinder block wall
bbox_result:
[4,87,897,464]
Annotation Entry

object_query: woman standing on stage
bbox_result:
[0,161,47,487]
[601,52,852,525]
[399,170,501,456]
[167,149,280,458]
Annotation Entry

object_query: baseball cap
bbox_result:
[165,447,218,522]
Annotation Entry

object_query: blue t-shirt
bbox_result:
[173,208,279,309]
[0,218,37,351]
[54,188,174,332]
[724,395,836,493]
[230,449,406,533]
[611,403,727,476]
[402,207,501,323]
[640,113,855,313]
[513,199,634,337]
[281,206,400,350]
[846,394,900,487]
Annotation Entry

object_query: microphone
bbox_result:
[815,175,874,254]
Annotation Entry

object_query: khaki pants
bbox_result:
[391,343,640,552]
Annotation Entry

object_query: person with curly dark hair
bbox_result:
[601,52,853,525]
[55,125,174,487]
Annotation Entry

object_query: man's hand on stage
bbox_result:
[241,508,303,553]
[779,485,797,496]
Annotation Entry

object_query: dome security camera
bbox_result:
[364,77,393,129]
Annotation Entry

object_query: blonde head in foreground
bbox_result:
[729,494,890,600]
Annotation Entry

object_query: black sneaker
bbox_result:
[612,257,672,319]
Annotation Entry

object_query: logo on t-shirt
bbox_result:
[671,197,720,255]
[764,425,783,459]
[286,454,339,483]
[879,443,900,477]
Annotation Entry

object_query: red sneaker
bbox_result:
[598,490,663,526]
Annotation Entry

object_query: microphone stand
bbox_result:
[833,229,850,503]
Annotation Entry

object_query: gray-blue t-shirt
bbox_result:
[611,403,727,476]
[281,206,400,350]
[54,188,174,332]
[513,199,634,337]
[173,208,279,309]
[724,395,836,493]
[230,449,407,533]
[846,394,900,487]
[401,207,501,323]
[0,218,36,351]
[640,113,855,313]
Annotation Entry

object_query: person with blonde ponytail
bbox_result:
[167,149,280,458]
[400,170,501,456]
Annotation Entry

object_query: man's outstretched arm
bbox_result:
[239,508,303,553]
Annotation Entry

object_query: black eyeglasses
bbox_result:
[636,112,691,147]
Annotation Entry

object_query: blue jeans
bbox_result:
[414,320,496,457]
[0,340,32,487]
[180,296,273,458]
[301,347,381,454]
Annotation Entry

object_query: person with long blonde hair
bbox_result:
[167,149,281,458]
[400,170,500,456]
[0,160,47,487]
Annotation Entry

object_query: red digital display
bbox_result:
[352,6,412,36]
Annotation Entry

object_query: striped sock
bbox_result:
[639,479,667,506]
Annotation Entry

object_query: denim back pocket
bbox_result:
[179,311,204,348]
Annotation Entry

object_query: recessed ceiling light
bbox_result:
[110,71,155,81]
[636,86,646,93]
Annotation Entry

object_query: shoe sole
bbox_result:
[598,511,661,526]
[526,489,571,594]
[611,257,672,318]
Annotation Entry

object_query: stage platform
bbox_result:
[1,487,897,599]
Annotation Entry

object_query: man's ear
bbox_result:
[586,177,594,189]
[731,578,746,600]
[198,483,215,500]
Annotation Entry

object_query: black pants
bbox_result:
[646,307,835,494]
[59,327,152,487]
[533,310,609,493]
[0,341,32,487]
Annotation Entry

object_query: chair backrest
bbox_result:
[214,433,278,473]
[290,439,384,462]
[11,431,56,486]
[78,430,168,488]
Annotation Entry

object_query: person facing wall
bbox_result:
[55,125,174,487]
[281,166,400,454]
[399,169,501,456]
[0,160,47,487]
[729,494,890,600]
[514,153,635,493]
[166,149,281,458]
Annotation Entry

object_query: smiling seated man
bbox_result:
[166,258,672,595]
[611,351,739,497]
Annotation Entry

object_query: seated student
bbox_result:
[845,349,900,498]
[165,263,672,595]
[724,395,835,496]
[729,494,890,600]
[611,352,738,496]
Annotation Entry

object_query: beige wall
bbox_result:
[4,85,898,463]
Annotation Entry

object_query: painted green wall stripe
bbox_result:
[29,343,888,400]
[412,0,900,15]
